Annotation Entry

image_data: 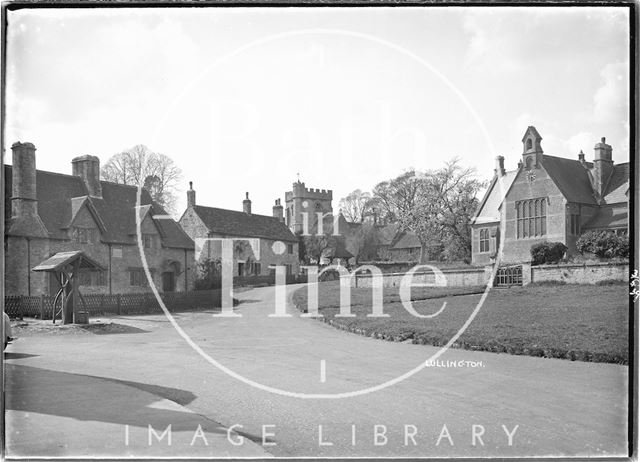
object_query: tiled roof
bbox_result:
[582,206,628,230]
[603,163,630,204]
[472,171,518,224]
[324,238,354,259]
[541,155,597,204]
[391,231,421,250]
[192,205,297,242]
[32,250,105,272]
[4,166,193,249]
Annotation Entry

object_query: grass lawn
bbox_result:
[292,281,629,364]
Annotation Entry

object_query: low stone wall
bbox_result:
[351,261,629,288]
[353,266,492,288]
[524,261,629,285]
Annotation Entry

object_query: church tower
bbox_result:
[284,180,333,234]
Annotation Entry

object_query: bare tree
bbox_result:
[372,161,484,263]
[430,159,485,262]
[101,144,182,213]
[371,169,422,225]
[338,189,374,223]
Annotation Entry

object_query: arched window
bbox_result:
[526,138,533,150]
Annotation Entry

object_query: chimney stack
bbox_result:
[72,155,102,198]
[187,181,196,207]
[593,137,613,198]
[11,142,38,219]
[9,142,48,237]
[494,155,506,177]
[243,192,252,214]
[272,198,284,221]
[578,150,585,163]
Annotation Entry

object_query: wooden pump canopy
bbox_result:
[32,251,105,325]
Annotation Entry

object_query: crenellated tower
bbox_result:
[284,181,333,234]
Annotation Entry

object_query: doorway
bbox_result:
[162,271,176,292]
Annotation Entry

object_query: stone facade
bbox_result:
[4,142,195,296]
[284,181,333,234]
[500,163,567,263]
[5,233,192,296]
[179,187,299,277]
[471,127,629,265]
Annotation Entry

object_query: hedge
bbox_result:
[530,241,567,265]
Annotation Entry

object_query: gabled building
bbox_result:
[179,185,299,276]
[471,127,630,265]
[4,142,195,296]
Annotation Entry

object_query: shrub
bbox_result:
[530,241,567,265]
[576,230,629,258]
[194,258,222,290]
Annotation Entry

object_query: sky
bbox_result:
[4,6,631,217]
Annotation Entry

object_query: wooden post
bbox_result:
[117,293,121,315]
[62,271,72,325]
[71,261,80,324]
[39,294,45,319]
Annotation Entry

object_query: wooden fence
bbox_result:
[4,289,224,320]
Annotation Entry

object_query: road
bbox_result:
[4,283,629,457]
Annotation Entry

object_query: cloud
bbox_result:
[565,131,594,155]
[462,14,524,75]
[514,112,534,136]
[593,62,628,123]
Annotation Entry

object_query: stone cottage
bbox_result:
[179,185,299,276]
[470,127,629,265]
[4,142,195,296]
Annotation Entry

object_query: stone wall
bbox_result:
[353,266,492,288]
[524,261,629,285]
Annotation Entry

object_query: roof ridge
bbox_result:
[100,179,146,188]
[193,204,282,221]
[543,154,583,163]
[6,165,152,190]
